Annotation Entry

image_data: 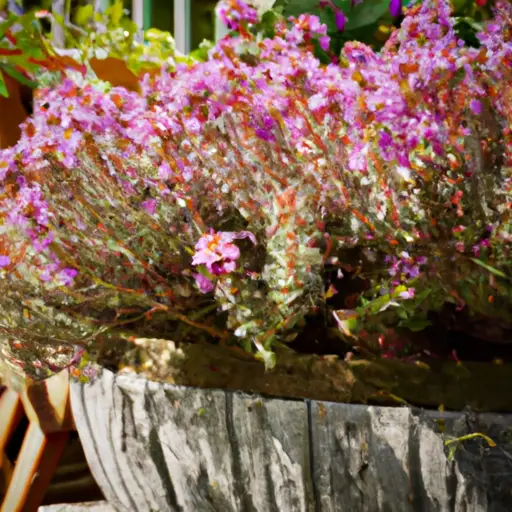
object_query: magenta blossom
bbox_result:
[390,0,402,17]
[192,230,256,291]
[469,99,483,115]
[334,10,346,31]
[141,199,157,215]
[193,273,215,294]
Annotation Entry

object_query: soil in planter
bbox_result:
[91,333,512,414]
[86,266,512,413]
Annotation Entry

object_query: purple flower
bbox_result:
[142,199,157,215]
[82,364,99,380]
[0,255,10,267]
[57,268,79,287]
[390,0,402,17]
[469,99,482,115]
[335,10,346,31]
[194,273,215,294]
[319,35,330,51]
[255,128,275,142]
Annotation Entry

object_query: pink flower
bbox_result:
[399,288,415,300]
[216,0,258,31]
[192,230,256,276]
[0,255,10,267]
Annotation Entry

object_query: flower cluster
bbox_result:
[192,230,256,292]
[216,0,259,31]
[0,0,511,382]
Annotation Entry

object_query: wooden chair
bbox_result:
[0,372,74,512]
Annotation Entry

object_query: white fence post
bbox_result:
[51,0,66,48]
[132,0,144,35]
[94,0,111,11]
[215,3,229,42]
[174,0,191,54]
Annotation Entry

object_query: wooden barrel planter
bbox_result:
[69,339,512,512]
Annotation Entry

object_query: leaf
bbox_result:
[344,0,389,31]
[89,57,140,93]
[254,343,276,370]
[470,258,511,281]
[377,300,399,312]
[401,318,432,332]
[75,4,94,26]
[136,63,161,81]
[54,53,87,74]
[333,309,359,337]
[447,444,457,462]
[452,0,472,12]
[0,65,37,89]
[453,18,481,48]
[332,0,351,10]
[283,0,321,17]
[0,71,7,97]
[415,288,432,303]
[107,1,124,27]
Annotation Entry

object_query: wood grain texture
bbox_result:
[71,370,512,512]
[38,502,115,512]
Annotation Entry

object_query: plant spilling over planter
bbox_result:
[0,0,511,391]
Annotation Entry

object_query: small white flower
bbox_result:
[395,165,413,182]
[308,93,328,111]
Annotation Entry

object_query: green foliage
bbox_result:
[0,10,51,95]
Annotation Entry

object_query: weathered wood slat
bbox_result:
[38,502,115,512]
[308,403,512,511]
[0,388,23,498]
[21,370,74,433]
[1,372,80,512]
[1,423,69,512]
[71,370,512,512]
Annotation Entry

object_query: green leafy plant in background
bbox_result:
[70,2,176,73]
[0,7,88,147]
[68,1,211,86]
[0,8,77,97]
